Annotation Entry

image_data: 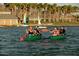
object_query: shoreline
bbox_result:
[0,22,79,27]
[0,24,79,27]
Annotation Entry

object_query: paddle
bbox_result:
[19,33,27,42]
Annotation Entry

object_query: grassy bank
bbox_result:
[0,22,79,27]
[25,22,79,26]
[52,22,79,26]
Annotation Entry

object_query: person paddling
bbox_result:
[34,26,41,35]
[50,28,60,36]
[59,27,66,35]
[27,26,34,35]
[20,26,34,42]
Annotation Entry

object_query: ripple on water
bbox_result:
[0,26,79,55]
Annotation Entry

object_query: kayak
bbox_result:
[49,35,65,40]
[25,34,41,41]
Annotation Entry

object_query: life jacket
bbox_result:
[60,29,65,34]
[52,30,60,36]
[53,30,57,34]
[28,30,33,34]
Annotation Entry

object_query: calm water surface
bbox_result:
[0,26,79,56]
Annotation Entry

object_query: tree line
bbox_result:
[3,3,79,23]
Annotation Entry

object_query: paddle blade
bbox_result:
[19,36,24,42]
[19,33,27,42]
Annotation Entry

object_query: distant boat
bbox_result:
[21,24,29,27]
[37,26,47,28]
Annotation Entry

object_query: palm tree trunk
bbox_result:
[49,11,51,23]
[38,10,41,25]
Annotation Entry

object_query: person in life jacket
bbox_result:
[27,26,34,35]
[33,29,39,35]
[51,28,60,36]
[33,26,41,35]
[59,27,66,35]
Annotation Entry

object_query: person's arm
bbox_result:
[26,29,29,34]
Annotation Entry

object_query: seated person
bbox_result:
[50,28,60,36]
[26,26,34,35]
[33,29,40,35]
[59,27,66,35]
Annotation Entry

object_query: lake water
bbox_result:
[0,26,79,56]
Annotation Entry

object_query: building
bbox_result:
[0,11,11,14]
[0,11,19,26]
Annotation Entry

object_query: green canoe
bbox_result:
[49,35,65,40]
[25,34,41,41]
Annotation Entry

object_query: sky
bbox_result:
[0,3,79,7]
[57,3,79,6]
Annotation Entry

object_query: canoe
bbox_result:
[25,34,41,41]
[49,35,65,40]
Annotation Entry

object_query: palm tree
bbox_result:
[52,3,57,14]
[43,3,48,23]
[4,3,16,14]
[36,3,43,25]
[47,4,52,23]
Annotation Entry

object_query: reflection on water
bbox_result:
[0,26,79,56]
